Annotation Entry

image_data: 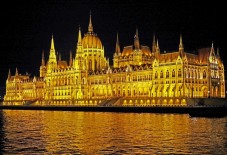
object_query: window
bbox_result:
[95,60,97,70]
[172,70,175,77]
[89,60,92,70]
[160,71,163,78]
[178,69,182,77]
[155,71,158,79]
[203,71,206,79]
[166,70,169,78]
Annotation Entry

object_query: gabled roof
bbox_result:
[159,51,180,63]
[58,60,68,69]
[197,47,210,64]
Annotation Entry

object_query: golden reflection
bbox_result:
[2,110,227,154]
[3,14,225,105]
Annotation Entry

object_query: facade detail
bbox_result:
[4,15,225,106]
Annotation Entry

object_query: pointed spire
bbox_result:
[155,39,160,59]
[179,34,184,55]
[58,53,61,61]
[179,34,183,49]
[156,39,159,50]
[136,28,139,38]
[210,41,216,57]
[33,76,37,82]
[152,33,157,53]
[211,41,214,53]
[8,68,11,79]
[51,34,55,50]
[153,33,156,44]
[115,33,121,54]
[15,67,18,76]
[69,51,73,66]
[209,42,216,62]
[211,41,214,52]
[76,26,83,56]
[41,50,45,66]
[88,11,93,33]
[134,28,140,49]
[48,34,57,65]
[78,26,82,44]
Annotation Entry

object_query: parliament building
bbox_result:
[3,14,225,106]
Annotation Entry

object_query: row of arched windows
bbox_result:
[154,68,218,80]
[155,69,182,79]
[185,69,207,79]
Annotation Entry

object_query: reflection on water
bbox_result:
[0,110,227,154]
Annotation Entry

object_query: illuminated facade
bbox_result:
[4,14,225,106]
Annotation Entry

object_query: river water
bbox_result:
[0,110,226,154]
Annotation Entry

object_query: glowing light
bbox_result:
[3,15,225,106]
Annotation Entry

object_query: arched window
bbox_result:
[166,70,169,78]
[172,70,175,77]
[160,71,163,78]
[83,78,86,84]
[155,71,158,79]
[178,69,182,77]
[203,71,206,79]
[95,60,97,71]
[89,59,92,70]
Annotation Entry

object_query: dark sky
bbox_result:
[0,0,226,87]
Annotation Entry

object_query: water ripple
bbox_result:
[0,110,226,154]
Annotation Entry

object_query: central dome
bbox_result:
[82,33,102,49]
[82,13,102,49]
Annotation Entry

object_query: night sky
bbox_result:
[0,0,226,90]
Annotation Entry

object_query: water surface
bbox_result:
[0,110,226,154]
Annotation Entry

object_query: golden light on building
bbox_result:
[3,14,225,106]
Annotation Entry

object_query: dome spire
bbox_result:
[88,11,93,33]
[134,28,140,49]
[210,41,215,57]
[209,42,216,62]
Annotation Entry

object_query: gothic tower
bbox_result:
[47,35,57,72]
[40,50,47,77]
[113,33,121,68]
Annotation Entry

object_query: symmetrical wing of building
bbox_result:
[4,14,225,106]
